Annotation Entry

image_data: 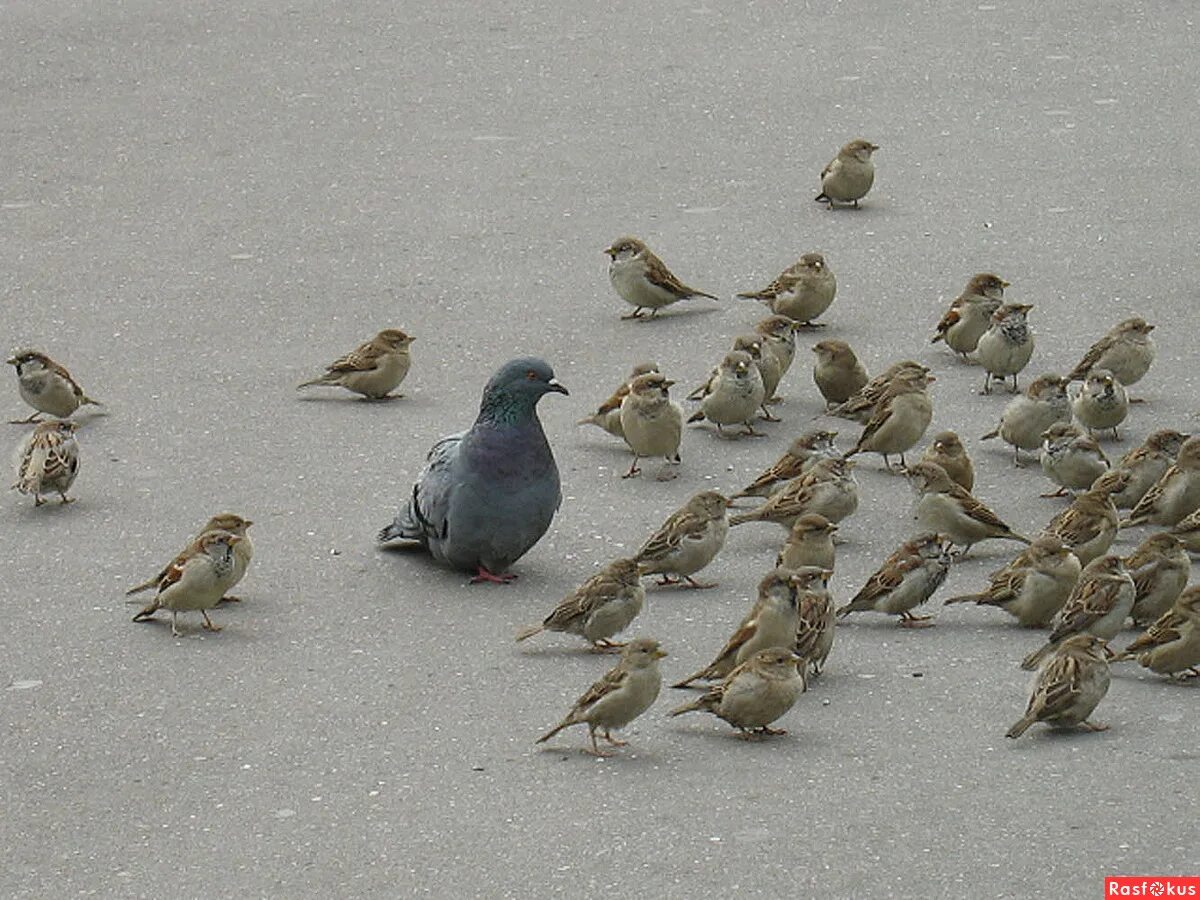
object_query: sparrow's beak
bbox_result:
[1000,279,1011,288]
[662,379,676,388]
[243,519,254,527]
[547,378,569,396]
[603,247,616,259]
[653,648,668,660]
[5,357,17,366]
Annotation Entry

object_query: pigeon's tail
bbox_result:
[378,516,420,544]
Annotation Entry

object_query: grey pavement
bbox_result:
[2,1,1198,897]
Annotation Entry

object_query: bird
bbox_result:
[826,360,929,425]
[515,558,645,652]
[1113,586,1200,678]
[944,535,1081,628]
[1067,317,1156,393]
[729,457,858,530]
[977,302,1035,394]
[811,339,869,407]
[738,253,837,326]
[1109,429,1190,510]
[296,329,415,399]
[686,350,766,437]
[669,648,805,739]
[980,374,1072,465]
[619,372,683,480]
[1020,554,1134,670]
[776,513,838,573]
[814,139,879,209]
[730,430,838,500]
[1120,436,1200,528]
[837,532,952,627]
[1123,532,1190,626]
[730,334,781,422]
[604,236,717,320]
[930,273,1009,360]
[907,461,1030,555]
[633,491,730,588]
[919,430,975,492]
[1171,507,1200,555]
[672,568,812,687]
[1039,471,1127,566]
[754,316,800,395]
[536,638,666,756]
[131,531,244,637]
[577,362,660,438]
[11,419,79,506]
[844,370,935,470]
[6,350,101,423]
[1072,369,1128,440]
[126,513,254,603]
[1039,422,1109,497]
[790,567,836,676]
[1006,634,1112,738]
[377,357,567,583]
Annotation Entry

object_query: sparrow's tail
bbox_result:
[296,373,338,389]
[1005,713,1036,739]
[813,192,830,203]
[668,696,709,717]
[81,395,102,407]
[686,410,706,424]
[125,578,159,597]
[1020,642,1053,671]
[515,624,544,643]
[131,598,161,622]
[943,592,987,606]
[535,718,571,744]
[980,428,999,441]
[727,511,759,527]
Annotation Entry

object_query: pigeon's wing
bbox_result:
[378,432,464,544]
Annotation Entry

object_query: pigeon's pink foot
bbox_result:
[470,567,517,585]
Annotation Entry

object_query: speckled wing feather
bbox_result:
[325,339,387,374]
[377,432,464,544]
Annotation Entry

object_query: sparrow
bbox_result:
[837,532,952,627]
[945,534,1081,628]
[754,315,800,391]
[1123,532,1190,625]
[930,273,1009,360]
[730,430,838,500]
[977,303,1035,394]
[776,513,838,573]
[814,139,879,209]
[919,430,975,492]
[907,461,1030,555]
[844,370,935,470]
[980,374,1072,465]
[126,513,254,603]
[672,568,813,688]
[577,362,660,438]
[826,360,929,425]
[1171,507,1200,554]
[1020,554,1134,670]
[604,236,717,320]
[536,638,667,756]
[669,648,805,739]
[619,372,683,480]
[731,334,781,421]
[1039,422,1109,497]
[729,457,859,529]
[7,350,101,423]
[296,329,414,399]
[1113,587,1200,678]
[790,566,836,676]
[131,532,244,637]
[686,350,766,437]
[11,419,80,506]
[1006,634,1112,738]
[634,491,730,588]
[515,558,645,651]
[1120,436,1200,528]
[812,339,869,407]
[738,253,837,326]
[1067,317,1156,392]
[1072,369,1128,440]
[1110,429,1190,510]
[1039,471,1127,566]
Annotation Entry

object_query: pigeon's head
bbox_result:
[481,357,568,415]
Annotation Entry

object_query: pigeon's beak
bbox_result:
[547,378,569,396]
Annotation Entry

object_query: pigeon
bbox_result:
[378,357,567,583]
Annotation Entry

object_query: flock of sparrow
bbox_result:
[9,138,1199,756]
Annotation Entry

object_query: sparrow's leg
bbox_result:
[621,456,642,479]
[219,595,242,603]
[601,729,628,747]
[1079,720,1110,732]
[200,611,222,632]
[757,725,788,736]
[8,412,42,424]
[740,424,766,437]
[585,727,614,757]
[590,640,625,654]
[758,405,781,423]
[470,566,517,585]
[682,576,717,590]
[171,612,182,637]
[58,491,74,504]
[619,308,645,320]
[898,612,936,628]
[1040,487,1070,498]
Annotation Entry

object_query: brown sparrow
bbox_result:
[604,236,717,320]
[907,461,1030,555]
[1006,634,1112,737]
[738,253,837,326]
[1171,507,1200,554]
[730,430,838,500]
[729,457,858,529]
[844,370,935,470]
[1121,436,1200,528]
[516,558,645,651]
[731,334,781,422]
[1039,422,1109,497]
[977,303,1035,394]
[919,430,975,491]
[980,374,1071,465]
[945,535,1081,627]
[686,350,766,437]
[814,139,879,209]
[1110,429,1189,510]
[297,329,414,399]
[776,513,838,572]
[1039,471,1127,566]
[1020,554,1134,670]
[812,339,869,407]
[930,273,1008,359]
[7,350,101,423]
[790,567,836,677]
[619,372,683,480]
[1113,587,1200,678]
[826,360,928,424]
[12,419,80,506]
[754,315,800,390]
[1123,532,1190,625]
[669,648,805,738]
[1067,317,1156,391]
[126,513,254,602]
[536,638,666,756]
[577,362,660,438]
[131,532,244,637]
[1072,369,1128,440]
[634,491,730,588]
[837,532,952,627]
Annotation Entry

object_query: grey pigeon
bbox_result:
[378,357,568,583]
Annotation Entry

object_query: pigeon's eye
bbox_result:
[526,370,538,381]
